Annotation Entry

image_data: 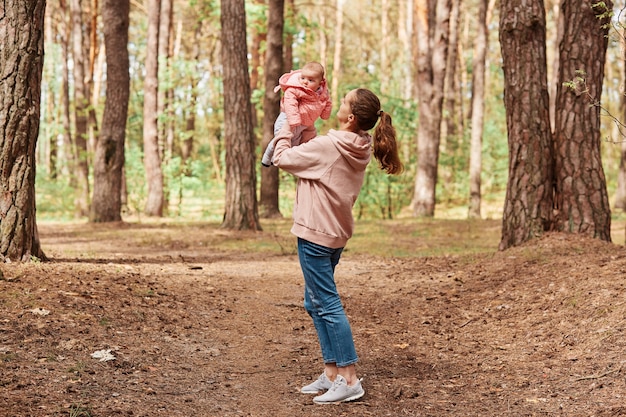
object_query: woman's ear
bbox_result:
[346,114,358,131]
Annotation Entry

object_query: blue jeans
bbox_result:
[297,238,358,367]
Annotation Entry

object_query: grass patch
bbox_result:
[68,403,93,417]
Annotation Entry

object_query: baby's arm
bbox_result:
[320,98,332,120]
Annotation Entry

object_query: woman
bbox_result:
[272,88,403,404]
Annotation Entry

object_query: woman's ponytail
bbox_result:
[351,89,404,175]
[373,112,403,175]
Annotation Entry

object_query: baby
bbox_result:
[261,62,332,167]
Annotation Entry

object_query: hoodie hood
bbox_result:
[328,129,372,171]
[275,69,328,93]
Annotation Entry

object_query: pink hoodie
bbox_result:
[272,125,372,248]
[275,70,332,127]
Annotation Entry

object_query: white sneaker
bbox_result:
[300,372,333,394]
[313,375,365,404]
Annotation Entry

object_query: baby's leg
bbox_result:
[298,126,317,146]
[261,138,276,167]
[262,113,288,167]
[273,112,287,135]
[291,125,306,146]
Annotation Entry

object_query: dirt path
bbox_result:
[1,222,625,416]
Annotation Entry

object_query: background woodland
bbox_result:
[3,0,626,259]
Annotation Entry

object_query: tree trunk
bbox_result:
[330,0,344,108]
[411,0,451,217]
[317,0,327,69]
[0,0,47,261]
[59,1,74,182]
[90,0,130,223]
[143,0,164,216]
[468,0,488,219]
[70,0,91,217]
[499,0,554,250]
[157,0,172,152]
[220,0,261,231]
[259,0,284,219]
[440,0,460,153]
[612,24,626,212]
[398,0,414,101]
[548,0,563,132]
[552,0,612,241]
[380,0,390,94]
[284,0,295,72]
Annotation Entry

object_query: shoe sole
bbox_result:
[301,388,324,394]
[313,389,365,404]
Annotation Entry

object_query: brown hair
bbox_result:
[350,88,403,175]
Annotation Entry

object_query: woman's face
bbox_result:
[337,90,356,125]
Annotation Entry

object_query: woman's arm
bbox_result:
[272,124,333,180]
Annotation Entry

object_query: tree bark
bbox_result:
[440,0,460,153]
[0,0,47,261]
[220,0,261,231]
[259,0,285,219]
[330,0,344,108]
[70,0,91,217]
[411,0,451,217]
[90,0,130,223]
[499,0,554,250]
[143,0,164,216]
[552,0,612,241]
[615,25,626,211]
[468,0,488,219]
[158,0,172,156]
[398,0,414,101]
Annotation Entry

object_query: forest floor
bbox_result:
[1,218,626,417]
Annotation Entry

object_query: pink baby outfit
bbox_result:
[275,69,332,129]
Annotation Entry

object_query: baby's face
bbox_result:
[299,69,323,91]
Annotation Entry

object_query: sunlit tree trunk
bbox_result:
[90,0,130,223]
[259,0,284,219]
[499,0,554,250]
[70,0,91,217]
[0,0,47,261]
[330,0,344,107]
[220,0,261,230]
[411,0,451,217]
[552,0,612,240]
[380,0,390,94]
[548,0,563,132]
[613,26,626,212]
[317,0,327,69]
[59,1,74,181]
[143,0,164,216]
[399,0,414,101]
[468,0,487,219]
[284,0,295,71]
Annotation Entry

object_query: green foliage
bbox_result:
[357,160,411,220]
[36,1,620,224]
[35,173,75,221]
[124,143,147,217]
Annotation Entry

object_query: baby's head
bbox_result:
[299,62,325,91]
